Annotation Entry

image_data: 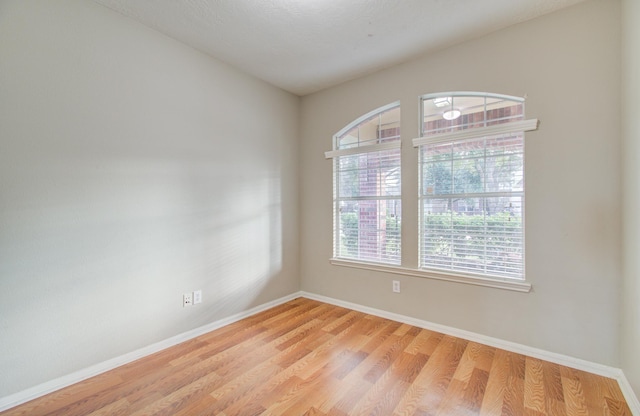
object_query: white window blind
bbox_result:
[416,93,537,280]
[325,103,401,265]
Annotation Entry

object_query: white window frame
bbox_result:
[325,93,537,293]
[414,92,538,283]
[325,102,402,266]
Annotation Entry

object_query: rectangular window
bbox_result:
[420,134,524,279]
[416,94,537,281]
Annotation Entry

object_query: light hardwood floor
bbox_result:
[1,297,632,415]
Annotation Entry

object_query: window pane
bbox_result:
[453,158,483,194]
[338,199,401,264]
[452,138,485,160]
[422,94,524,135]
[485,155,523,192]
[450,199,486,273]
[422,199,453,269]
[486,134,523,156]
[485,197,523,277]
[337,126,359,150]
[485,134,524,193]
[422,142,452,162]
[421,196,523,278]
[486,98,523,126]
[423,161,452,195]
[337,149,401,198]
[333,102,401,265]
[422,95,486,135]
[336,104,400,150]
[420,93,527,280]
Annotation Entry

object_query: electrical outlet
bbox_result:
[183,293,193,307]
[392,280,400,293]
[193,290,202,304]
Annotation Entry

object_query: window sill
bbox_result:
[329,258,532,293]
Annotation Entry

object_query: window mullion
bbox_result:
[483,139,488,276]
[334,158,340,258]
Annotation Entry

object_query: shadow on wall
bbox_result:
[194,164,285,319]
[0,151,288,396]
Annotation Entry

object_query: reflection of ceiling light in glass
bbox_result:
[433,97,451,108]
[443,109,461,120]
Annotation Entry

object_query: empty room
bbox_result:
[1,0,639,414]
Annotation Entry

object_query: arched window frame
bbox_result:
[325,102,402,265]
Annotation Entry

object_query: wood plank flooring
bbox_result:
[1,298,632,415]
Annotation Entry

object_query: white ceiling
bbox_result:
[93,0,586,96]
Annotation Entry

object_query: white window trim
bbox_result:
[323,94,538,292]
[412,119,539,147]
[414,93,538,287]
[327,102,402,265]
[329,258,532,292]
[324,141,400,159]
[333,101,401,140]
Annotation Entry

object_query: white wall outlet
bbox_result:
[392,280,400,293]
[183,293,193,307]
[193,290,202,304]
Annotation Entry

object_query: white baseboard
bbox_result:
[619,372,640,415]
[300,291,640,415]
[0,292,301,412]
[2,290,638,415]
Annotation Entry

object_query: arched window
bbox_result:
[414,92,538,280]
[325,102,401,264]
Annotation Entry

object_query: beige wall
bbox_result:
[0,0,299,396]
[2,0,634,404]
[622,0,640,398]
[300,0,621,366]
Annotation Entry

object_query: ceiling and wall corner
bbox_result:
[92,0,588,96]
